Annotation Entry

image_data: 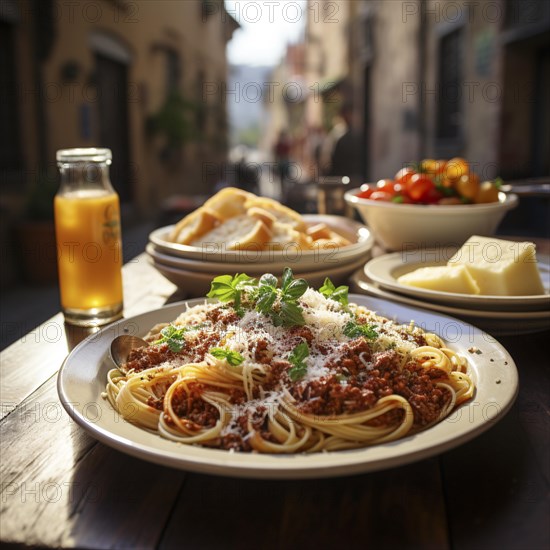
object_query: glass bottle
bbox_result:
[54,148,123,326]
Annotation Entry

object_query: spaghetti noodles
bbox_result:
[104,272,474,453]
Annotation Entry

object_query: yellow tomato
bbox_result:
[474,181,500,203]
[421,159,446,175]
[438,175,454,188]
[445,157,469,181]
[455,173,480,200]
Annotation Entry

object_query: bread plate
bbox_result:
[149,214,374,268]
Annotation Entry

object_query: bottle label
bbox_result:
[102,203,121,246]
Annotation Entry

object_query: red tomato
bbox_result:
[369,191,394,201]
[422,186,444,204]
[394,167,416,186]
[405,173,435,202]
[356,185,375,199]
[376,179,402,195]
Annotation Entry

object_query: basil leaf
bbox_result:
[344,321,378,340]
[284,278,308,300]
[155,324,187,352]
[256,288,277,314]
[288,364,308,382]
[287,341,309,381]
[289,341,309,364]
[259,273,277,289]
[319,278,335,295]
[207,275,237,302]
[319,277,349,306]
[281,267,294,291]
[210,347,245,366]
[331,286,349,306]
[280,301,305,326]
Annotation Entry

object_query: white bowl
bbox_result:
[344,190,518,251]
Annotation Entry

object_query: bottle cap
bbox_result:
[56,148,112,164]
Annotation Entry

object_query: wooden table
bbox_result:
[1,252,549,549]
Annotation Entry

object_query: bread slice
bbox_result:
[244,196,306,231]
[306,223,332,240]
[269,221,313,251]
[203,187,252,220]
[246,206,277,228]
[169,208,222,244]
[191,215,272,251]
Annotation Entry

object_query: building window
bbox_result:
[436,28,463,141]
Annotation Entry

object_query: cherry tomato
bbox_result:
[474,181,500,203]
[420,159,446,176]
[394,167,416,187]
[437,175,454,188]
[376,179,402,195]
[369,191,394,201]
[455,173,480,200]
[445,157,469,181]
[406,173,435,202]
[356,184,375,199]
[422,186,444,204]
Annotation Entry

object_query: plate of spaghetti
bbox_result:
[58,269,518,478]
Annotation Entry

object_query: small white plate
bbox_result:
[149,214,374,269]
[148,255,369,297]
[58,295,518,479]
[351,269,550,336]
[365,250,550,312]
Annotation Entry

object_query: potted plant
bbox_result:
[146,91,198,166]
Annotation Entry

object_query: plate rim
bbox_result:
[57,295,519,479]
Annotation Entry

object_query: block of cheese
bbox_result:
[447,235,545,296]
[397,265,480,294]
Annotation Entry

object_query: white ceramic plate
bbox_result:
[145,242,373,275]
[351,269,550,336]
[149,214,374,268]
[365,250,550,312]
[57,296,518,479]
[148,255,369,297]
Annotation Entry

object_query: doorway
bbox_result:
[95,53,131,201]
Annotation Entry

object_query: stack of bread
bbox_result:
[168,187,350,251]
[146,188,374,296]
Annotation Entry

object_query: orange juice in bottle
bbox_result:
[55,148,123,325]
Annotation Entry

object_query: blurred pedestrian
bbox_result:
[307,125,326,180]
[320,103,362,182]
[274,130,292,199]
